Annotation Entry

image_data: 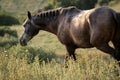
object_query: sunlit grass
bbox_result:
[1,3,120,79]
[0,45,120,80]
[0,25,120,80]
[110,1,120,11]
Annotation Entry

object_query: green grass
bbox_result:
[0,25,120,80]
[0,2,120,80]
[109,1,120,11]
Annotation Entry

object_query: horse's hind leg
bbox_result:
[93,43,117,60]
[112,41,120,61]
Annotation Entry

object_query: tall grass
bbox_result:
[0,25,120,80]
[0,3,120,79]
[0,45,120,80]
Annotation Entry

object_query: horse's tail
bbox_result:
[112,12,120,39]
[116,12,120,27]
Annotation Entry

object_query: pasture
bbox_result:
[0,0,120,79]
[0,25,120,80]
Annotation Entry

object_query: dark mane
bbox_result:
[36,7,62,20]
[34,6,77,21]
[61,6,77,13]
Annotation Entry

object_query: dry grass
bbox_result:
[0,3,120,79]
[0,47,120,80]
[0,25,120,80]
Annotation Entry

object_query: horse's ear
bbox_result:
[28,11,31,20]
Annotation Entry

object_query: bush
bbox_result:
[0,27,18,37]
[0,27,18,49]
[8,45,56,64]
[0,14,19,26]
[48,0,97,9]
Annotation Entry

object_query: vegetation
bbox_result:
[0,0,119,25]
[0,24,120,80]
[0,0,120,80]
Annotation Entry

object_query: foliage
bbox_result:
[0,0,45,25]
[0,0,120,25]
[8,45,56,64]
[0,25,120,80]
[97,0,112,6]
[0,27,17,37]
[0,26,18,49]
[0,12,19,26]
[0,45,120,80]
[56,0,97,9]
[0,1,120,80]
[43,0,60,10]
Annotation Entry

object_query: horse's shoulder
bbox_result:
[60,6,80,14]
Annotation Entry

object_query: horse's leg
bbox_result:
[112,41,120,61]
[64,45,76,68]
[94,43,117,60]
[90,30,116,60]
[111,41,120,75]
[65,45,76,61]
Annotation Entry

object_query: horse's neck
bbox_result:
[46,19,59,35]
[34,17,59,35]
[35,7,80,35]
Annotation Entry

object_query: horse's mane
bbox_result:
[36,7,62,19]
[61,6,77,14]
[35,6,77,21]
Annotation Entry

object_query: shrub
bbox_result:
[0,14,19,26]
[8,45,56,64]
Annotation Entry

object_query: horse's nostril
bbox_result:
[19,38,27,46]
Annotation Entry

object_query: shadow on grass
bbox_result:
[0,27,18,49]
[0,27,18,37]
[9,45,56,64]
[0,15,19,26]
[26,47,56,64]
[0,40,18,49]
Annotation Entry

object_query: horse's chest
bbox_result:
[57,13,92,47]
[70,18,92,47]
[57,29,73,45]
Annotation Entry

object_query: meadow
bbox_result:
[0,1,120,80]
[0,24,120,80]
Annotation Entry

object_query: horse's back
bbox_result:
[58,6,118,48]
[88,7,117,46]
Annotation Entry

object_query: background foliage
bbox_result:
[0,0,120,80]
[0,0,120,25]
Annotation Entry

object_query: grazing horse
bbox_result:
[20,6,120,61]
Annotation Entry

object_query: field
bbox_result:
[0,1,120,80]
[0,24,120,80]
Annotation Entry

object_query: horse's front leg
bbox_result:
[64,45,76,68]
[65,45,77,61]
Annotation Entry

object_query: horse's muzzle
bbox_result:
[19,38,27,46]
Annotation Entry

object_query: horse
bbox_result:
[19,6,120,61]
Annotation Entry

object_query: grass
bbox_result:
[109,1,120,11]
[0,47,120,80]
[0,2,120,80]
[0,25,120,80]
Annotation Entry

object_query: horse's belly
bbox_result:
[73,38,93,48]
[70,27,93,48]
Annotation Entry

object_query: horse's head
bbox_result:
[20,8,61,46]
[19,11,40,46]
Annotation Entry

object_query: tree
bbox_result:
[97,0,112,6]
[57,0,97,9]
[0,0,1,10]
